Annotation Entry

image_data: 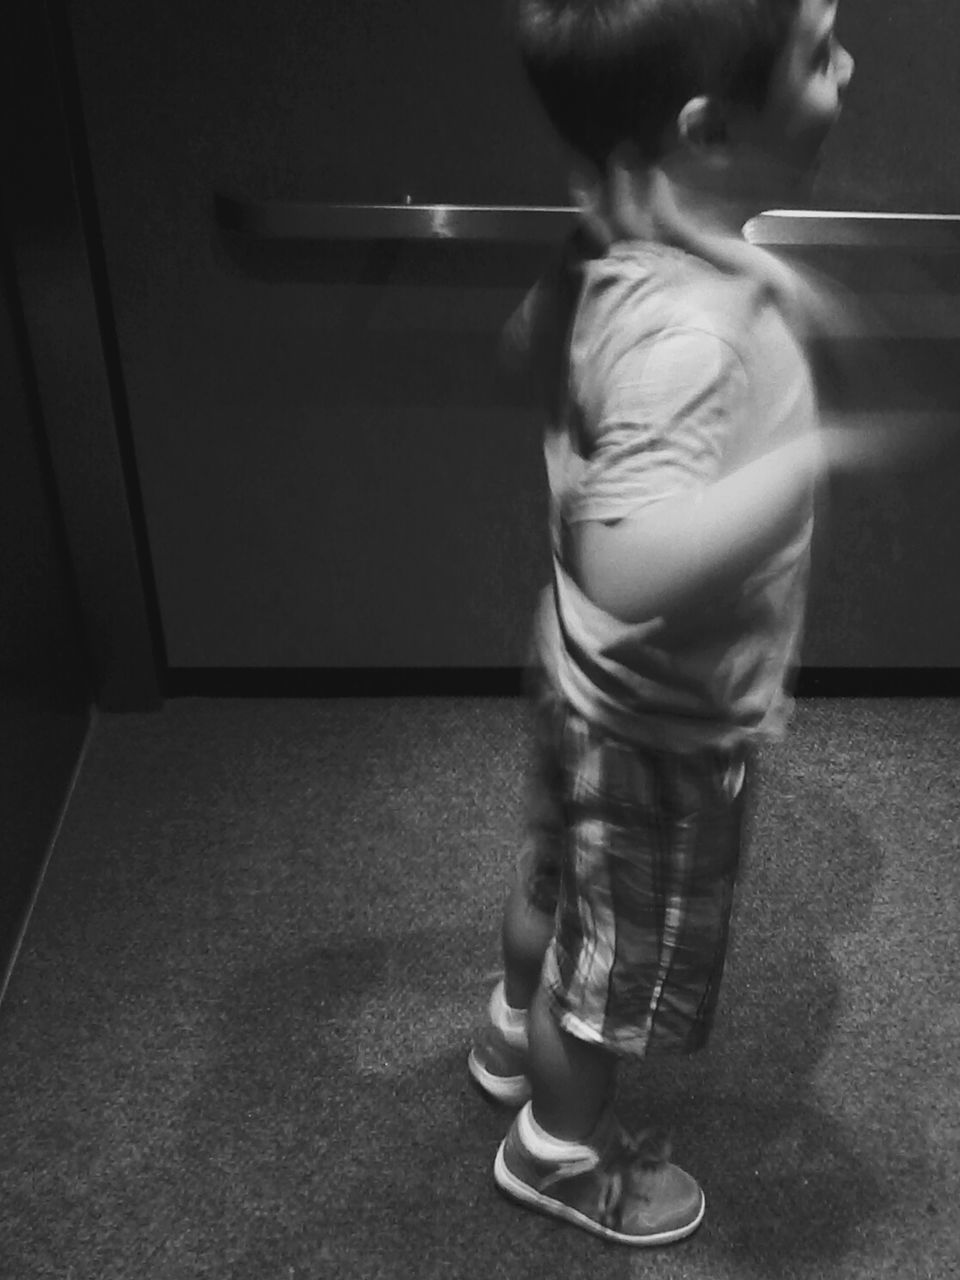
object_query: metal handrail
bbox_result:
[744,210,960,249]
[215,194,960,249]
[215,195,572,243]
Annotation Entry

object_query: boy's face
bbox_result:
[735,0,854,197]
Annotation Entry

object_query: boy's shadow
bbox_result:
[174,926,553,1279]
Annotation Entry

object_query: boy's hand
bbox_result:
[819,411,958,476]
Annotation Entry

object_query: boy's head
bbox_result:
[511,0,853,187]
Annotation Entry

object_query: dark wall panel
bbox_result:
[0,238,91,988]
[3,0,163,710]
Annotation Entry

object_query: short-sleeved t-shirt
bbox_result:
[534,239,818,753]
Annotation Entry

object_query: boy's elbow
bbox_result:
[573,521,658,625]
[572,513,704,625]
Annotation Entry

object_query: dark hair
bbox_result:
[510,0,801,164]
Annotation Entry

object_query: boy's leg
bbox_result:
[527,983,615,1140]
[492,728,749,1246]
[468,670,563,1105]
[501,875,555,1010]
[500,667,566,1010]
[495,986,703,1247]
[466,866,555,1106]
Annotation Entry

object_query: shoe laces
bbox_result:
[596,1125,673,1228]
[538,1121,672,1219]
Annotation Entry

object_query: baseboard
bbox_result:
[163,667,960,699]
[794,668,960,695]
[164,667,527,697]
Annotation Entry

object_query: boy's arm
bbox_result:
[573,417,946,625]
[572,434,823,623]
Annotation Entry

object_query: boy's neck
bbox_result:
[599,147,809,250]
[663,142,816,231]
[596,156,808,328]
[663,181,758,241]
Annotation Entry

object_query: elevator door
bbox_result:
[68,0,960,670]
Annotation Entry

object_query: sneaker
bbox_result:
[467,1023,531,1106]
[494,1104,704,1246]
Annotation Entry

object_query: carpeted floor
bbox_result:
[1,695,958,1280]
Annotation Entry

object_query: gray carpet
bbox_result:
[1,696,959,1279]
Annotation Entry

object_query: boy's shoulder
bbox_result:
[570,238,816,438]
[574,239,778,367]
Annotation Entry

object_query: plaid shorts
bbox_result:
[518,675,753,1059]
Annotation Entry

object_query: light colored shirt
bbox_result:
[534,239,818,752]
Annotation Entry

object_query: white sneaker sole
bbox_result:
[466,1050,531,1106]
[493,1139,705,1246]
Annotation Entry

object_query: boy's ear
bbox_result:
[676,96,729,153]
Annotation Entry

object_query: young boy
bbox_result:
[469,0,862,1248]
